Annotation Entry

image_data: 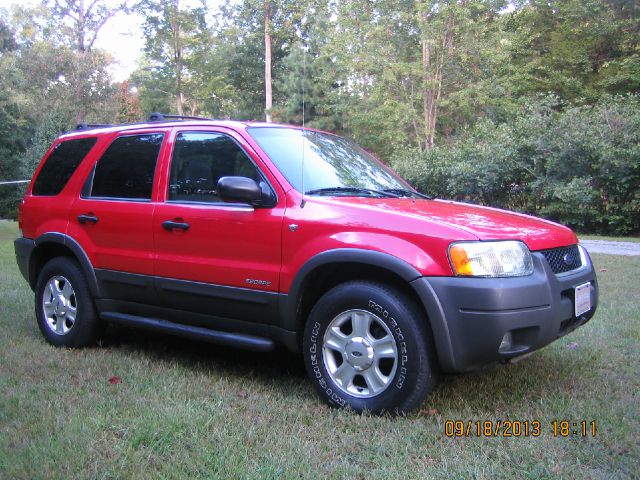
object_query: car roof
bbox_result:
[57,119,308,140]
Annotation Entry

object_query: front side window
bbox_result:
[32,137,97,196]
[89,133,163,200]
[168,132,262,203]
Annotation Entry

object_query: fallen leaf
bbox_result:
[422,457,437,467]
[599,268,607,273]
[108,376,122,384]
[419,407,439,416]
[566,342,579,350]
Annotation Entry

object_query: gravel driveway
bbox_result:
[579,240,640,256]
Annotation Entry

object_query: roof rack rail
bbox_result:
[75,123,116,131]
[148,112,212,122]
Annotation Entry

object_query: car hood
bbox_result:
[329,197,578,251]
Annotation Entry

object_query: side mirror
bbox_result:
[217,176,263,206]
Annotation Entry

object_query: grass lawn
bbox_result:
[0,220,638,479]
[578,234,640,243]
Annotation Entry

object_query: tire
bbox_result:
[34,257,102,348]
[302,281,438,415]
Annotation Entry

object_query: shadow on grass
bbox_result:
[101,324,307,379]
[97,323,582,414]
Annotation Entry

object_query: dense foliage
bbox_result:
[392,95,640,234]
[0,0,638,233]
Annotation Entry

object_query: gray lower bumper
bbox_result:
[411,251,599,373]
[14,237,35,286]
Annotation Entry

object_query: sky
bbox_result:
[0,0,216,82]
[92,9,145,82]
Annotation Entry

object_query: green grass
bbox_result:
[0,220,638,479]
[578,234,640,243]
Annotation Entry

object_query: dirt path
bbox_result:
[579,240,640,256]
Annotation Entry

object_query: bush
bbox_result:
[0,110,69,220]
[391,95,640,235]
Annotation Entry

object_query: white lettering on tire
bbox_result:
[369,299,409,390]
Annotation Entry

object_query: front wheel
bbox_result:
[302,281,438,415]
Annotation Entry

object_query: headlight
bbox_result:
[448,241,533,277]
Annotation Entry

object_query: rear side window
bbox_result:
[32,137,97,196]
[88,133,163,200]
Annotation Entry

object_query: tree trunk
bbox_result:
[422,40,434,150]
[421,9,454,150]
[76,0,87,124]
[173,0,184,115]
[189,100,198,117]
[264,1,273,123]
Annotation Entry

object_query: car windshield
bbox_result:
[247,127,415,197]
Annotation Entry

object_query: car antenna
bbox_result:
[300,36,307,208]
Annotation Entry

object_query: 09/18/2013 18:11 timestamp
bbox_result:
[444,420,597,438]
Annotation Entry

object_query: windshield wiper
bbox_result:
[305,186,400,198]
[381,188,432,199]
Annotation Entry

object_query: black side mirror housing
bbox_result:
[217,176,264,206]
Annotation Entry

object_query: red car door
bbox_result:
[68,131,167,301]
[152,127,284,324]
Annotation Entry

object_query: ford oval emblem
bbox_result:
[563,253,575,266]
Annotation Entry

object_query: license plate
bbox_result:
[575,282,591,317]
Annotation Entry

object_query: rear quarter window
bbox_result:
[32,137,97,196]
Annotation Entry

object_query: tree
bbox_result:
[274,4,341,131]
[391,95,640,235]
[0,17,17,53]
[46,0,129,123]
[499,0,640,102]
[0,11,34,217]
[322,0,506,156]
[137,0,209,116]
[0,3,119,217]
[216,0,310,121]
[418,1,455,149]
[114,80,143,122]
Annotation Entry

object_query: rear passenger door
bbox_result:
[68,131,166,302]
[152,128,284,323]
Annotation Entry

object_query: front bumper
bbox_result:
[411,249,598,373]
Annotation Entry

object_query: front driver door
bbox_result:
[152,128,284,325]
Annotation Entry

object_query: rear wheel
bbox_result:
[303,281,437,414]
[35,257,102,347]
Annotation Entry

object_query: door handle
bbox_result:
[77,213,98,224]
[162,220,190,231]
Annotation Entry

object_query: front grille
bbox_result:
[541,245,582,274]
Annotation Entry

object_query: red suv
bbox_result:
[15,114,598,414]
